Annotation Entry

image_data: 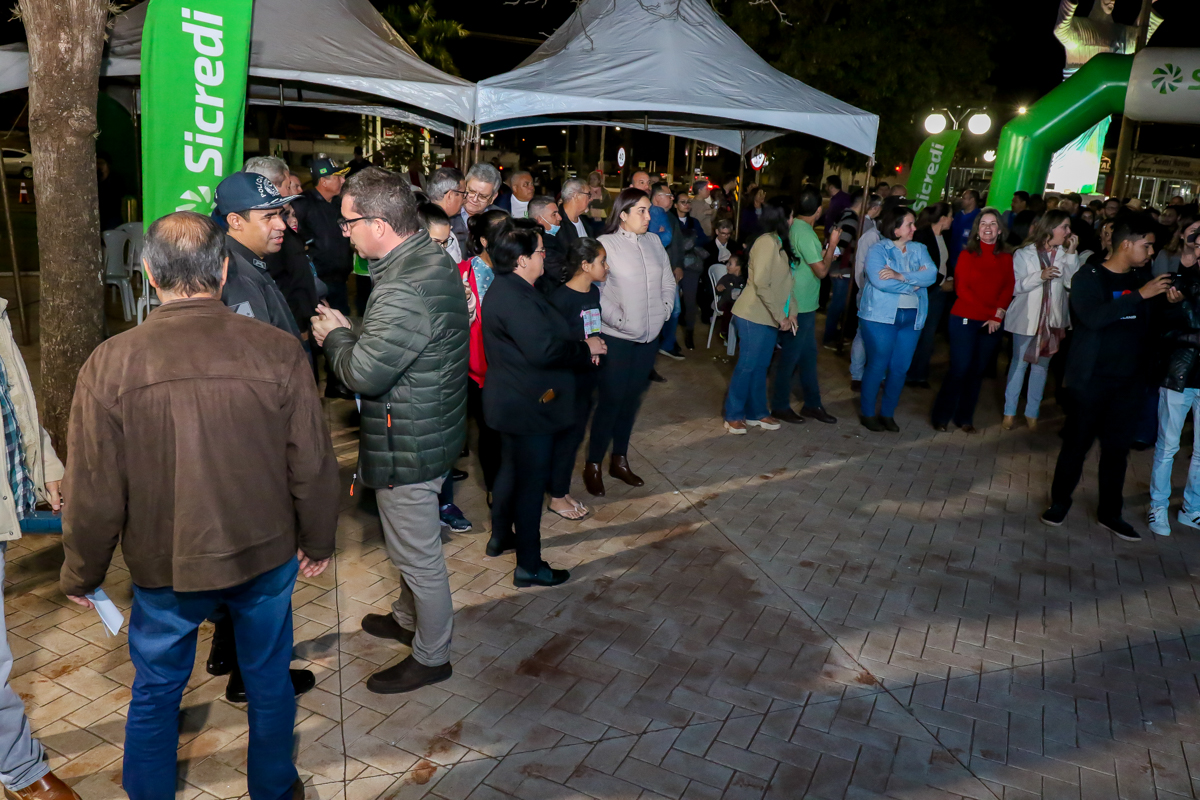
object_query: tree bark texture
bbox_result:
[18,0,109,450]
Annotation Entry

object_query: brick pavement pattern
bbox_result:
[6,337,1200,799]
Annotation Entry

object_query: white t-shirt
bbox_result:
[510,197,530,219]
[572,217,586,237]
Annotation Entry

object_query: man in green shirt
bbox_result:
[771,186,839,424]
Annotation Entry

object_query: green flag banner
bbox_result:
[906,130,961,213]
[142,0,253,224]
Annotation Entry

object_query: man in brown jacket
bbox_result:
[60,212,339,800]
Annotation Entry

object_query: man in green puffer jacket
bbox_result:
[312,167,469,695]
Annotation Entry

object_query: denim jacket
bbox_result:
[858,239,938,330]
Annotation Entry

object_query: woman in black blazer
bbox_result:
[907,202,954,387]
[481,221,607,587]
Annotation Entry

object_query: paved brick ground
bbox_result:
[7,330,1200,799]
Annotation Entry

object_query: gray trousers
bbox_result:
[376,479,453,666]
[0,543,49,791]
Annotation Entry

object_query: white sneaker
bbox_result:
[1148,506,1171,537]
[745,417,782,431]
[1178,508,1200,531]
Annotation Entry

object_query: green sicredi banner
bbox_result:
[905,130,961,213]
[142,0,253,225]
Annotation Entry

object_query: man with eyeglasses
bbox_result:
[311,167,469,695]
[428,166,467,261]
[463,162,503,224]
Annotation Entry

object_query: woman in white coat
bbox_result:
[1002,210,1080,430]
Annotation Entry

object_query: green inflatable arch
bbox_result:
[989,54,1133,212]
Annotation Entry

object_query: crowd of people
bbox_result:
[0,147,1195,799]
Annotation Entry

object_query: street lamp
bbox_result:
[924,113,947,135]
[983,150,997,163]
[923,107,991,136]
[966,113,992,135]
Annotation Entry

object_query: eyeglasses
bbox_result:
[338,216,382,232]
[431,235,451,249]
[465,191,492,203]
[446,189,467,198]
[533,248,546,255]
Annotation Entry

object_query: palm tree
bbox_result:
[383,0,467,76]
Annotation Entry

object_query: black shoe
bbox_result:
[226,668,315,703]
[367,655,453,694]
[801,406,837,424]
[324,383,356,400]
[1130,441,1153,452]
[772,408,806,425]
[860,415,885,432]
[880,417,900,432]
[1099,515,1140,541]
[361,613,414,646]
[514,563,571,588]
[206,617,235,676]
[649,369,668,384]
[1041,503,1070,527]
[486,534,515,557]
[905,380,931,389]
[932,422,949,432]
[292,779,305,800]
[451,468,468,482]
[684,330,695,350]
[850,380,862,393]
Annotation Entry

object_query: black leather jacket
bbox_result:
[1160,267,1200,392]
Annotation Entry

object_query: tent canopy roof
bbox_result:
[476,0,878,157]
[0,0,475,127]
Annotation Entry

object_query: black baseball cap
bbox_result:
[311,157,350,181]
[214,172,298,216]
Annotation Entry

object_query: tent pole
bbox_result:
[598,126,606,174]
[473,125,480,167]
[734,132,745,240]
[667,136,675,184]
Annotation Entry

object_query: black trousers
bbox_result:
[468,380,501,492]
[931,316,1003,427]
[679,270,701,331]
[588,336,657,462]
[549,370,599,497]
[492,432,555,573]
[1050,377,1140,518]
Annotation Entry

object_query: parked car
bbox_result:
[2,149,33,179]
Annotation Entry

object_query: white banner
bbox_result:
[1126,48,1200,124]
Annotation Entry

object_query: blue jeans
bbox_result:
[931,315,1002,427]
[822,277,852,344]
[859,308,920,418]
[0,544,48,793]
[659,288,682,352]
[1004,333,1051,418]
[1150,387,1200,510]
[125,559,300,800]
[724,316,778,421]
[771,311,822,413]
[850,330,866,381]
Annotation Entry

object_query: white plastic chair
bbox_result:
[705,262,737,356]
[120,222,159,324]
[102,228,134,322]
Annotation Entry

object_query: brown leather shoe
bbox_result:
[5,773,81,800]
[582,462,605,496]
[609,454,644,487]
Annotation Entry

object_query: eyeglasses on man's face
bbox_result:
[465,191,492,203]
[338,216,382,232]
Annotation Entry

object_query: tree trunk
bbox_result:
[18,0,109,449]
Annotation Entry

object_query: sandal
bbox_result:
[547,501,588,520]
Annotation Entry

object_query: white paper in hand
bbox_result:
[85,588,125,637]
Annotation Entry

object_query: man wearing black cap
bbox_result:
[209,172,316,705]
[213,173,301,339]
[293,157,353,315]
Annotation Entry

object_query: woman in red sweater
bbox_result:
[931,208,1015,432]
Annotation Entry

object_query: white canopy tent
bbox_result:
[475,0,879,158]
[0,0,475,133]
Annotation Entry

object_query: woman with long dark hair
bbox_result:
[907,202,953,387]
[723,197,796,433]
[482,223,606,587]
[930,208,1014,432]
[458,209,511,503]
[583,189,676,495]
[547,238,608,518]
[1002,209,1079,430]
[858,206,937,432]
